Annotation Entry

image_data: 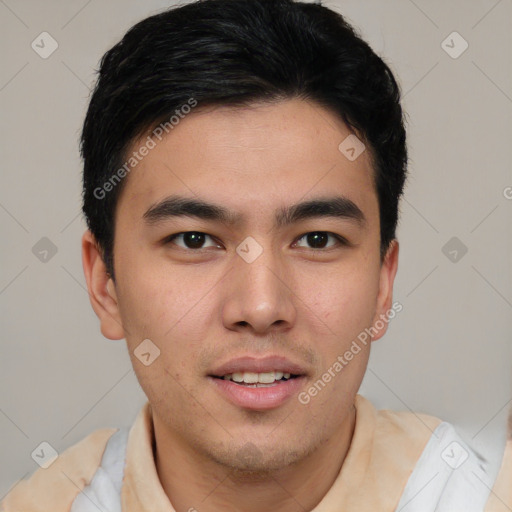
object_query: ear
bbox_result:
[81,230,125,340]
[370,239,399,342]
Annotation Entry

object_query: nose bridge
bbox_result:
[240,247,282,292]
[237,237,284,300]
[223,237,295,332]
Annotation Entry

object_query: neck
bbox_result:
[154,405,356,512]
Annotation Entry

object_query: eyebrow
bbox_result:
[143,194,367,229]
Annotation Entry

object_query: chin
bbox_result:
[205,437,317,476]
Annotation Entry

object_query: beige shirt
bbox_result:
[2,395,510,511]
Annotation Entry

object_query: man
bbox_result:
[2,0,510,510]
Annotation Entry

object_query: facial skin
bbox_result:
[82,98,399,512]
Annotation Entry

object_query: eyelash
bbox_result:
[163,231,349,251]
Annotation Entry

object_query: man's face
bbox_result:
[85,98,398,472]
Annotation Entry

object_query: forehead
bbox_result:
[115,98,377,228]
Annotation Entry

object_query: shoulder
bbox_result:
[1,428,117,512]
[364,398,511,511]
[355,395,443,451]
[394,418,507,511]
[374,401,443,440]
[339,396,444,509]
[485,439,512,512]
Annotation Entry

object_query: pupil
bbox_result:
[185,232,205,249]
[182,232,328,249]
[307,232,327,248]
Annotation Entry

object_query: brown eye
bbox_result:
[165,232,220,250]
[294,232,346,249]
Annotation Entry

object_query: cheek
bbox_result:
[115,245,191,327]
[117,272,170,335]
[116,260,216,372]
[302,261,380,340]
[118,269,206,403]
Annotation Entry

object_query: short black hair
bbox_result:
[81,0,407,280]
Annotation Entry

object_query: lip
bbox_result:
[209,375,306,411]
[209,355,308,377]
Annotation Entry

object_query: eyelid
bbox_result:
[163,231,349,250]
[293,232,349,249]
[163,232,221,249]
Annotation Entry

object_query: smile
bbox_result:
[217,371,297,387]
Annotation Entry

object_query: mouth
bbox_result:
[212,371,301,388]
[208,356,308,410]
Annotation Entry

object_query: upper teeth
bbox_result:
[223,371,291,383]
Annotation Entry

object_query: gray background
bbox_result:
[1,0,511,498]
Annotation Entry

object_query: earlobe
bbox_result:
[370,239,400,343]
[81,230,125,340]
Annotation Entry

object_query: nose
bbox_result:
[221,243,297,334]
